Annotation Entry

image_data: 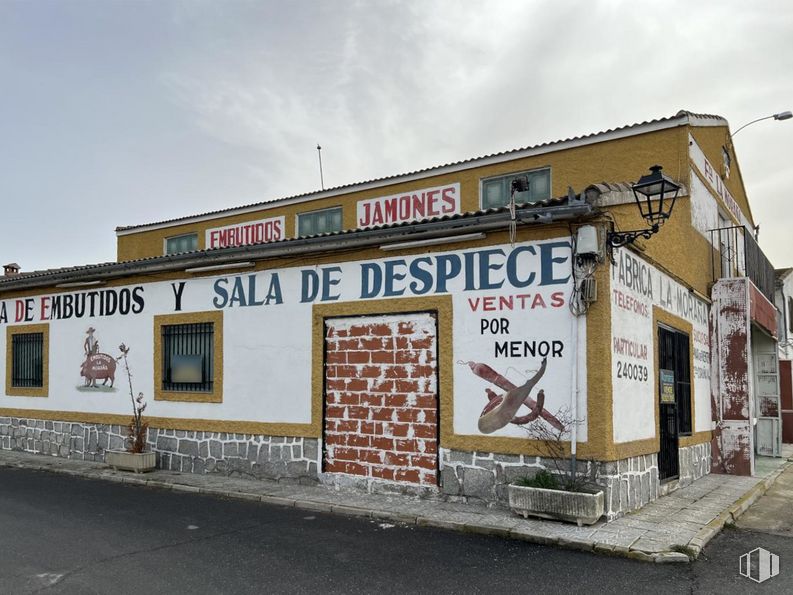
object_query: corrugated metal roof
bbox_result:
[117,109,722,233]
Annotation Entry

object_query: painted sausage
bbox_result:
[477,358,547,434]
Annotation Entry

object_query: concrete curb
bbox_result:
[685,460,793,560]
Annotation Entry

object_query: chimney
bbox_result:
[3,263,20,276]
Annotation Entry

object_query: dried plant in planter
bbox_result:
[520,407,597,492]
[118,343,148,453]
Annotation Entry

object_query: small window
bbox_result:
[481,168,551,209]
[297,207,343,236]
[154,311,223,403]
[165,233,198,255]
[5,324,49,397]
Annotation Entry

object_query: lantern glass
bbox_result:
[632,165,680,225]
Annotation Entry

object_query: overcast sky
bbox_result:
[1,0,791,272]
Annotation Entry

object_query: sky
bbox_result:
[1,0,791,272]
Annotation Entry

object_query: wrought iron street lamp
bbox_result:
[607,165,681,248]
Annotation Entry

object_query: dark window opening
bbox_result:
[161,322,214,392]
[12,332,44,388]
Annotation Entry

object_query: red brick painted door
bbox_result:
[323,312,438,486]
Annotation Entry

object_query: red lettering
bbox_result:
[551,291,565,307]
[40,297,50,321]
[426,190,440,216]
[467,298,481,311]
[399,196,411,220]
[412,193,426,219]
[531,294,546,308]
[482,296,496,311]
[359,202,371,227]
[441,187,456,213]
[384,198,397,223]
[15,300,24,322]
[372,201,384,225]
[516,294,532,308]
[273,219,282,240]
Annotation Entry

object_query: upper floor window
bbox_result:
[297,207,343,236]
[481,168,551,209]
[165,233,198,255]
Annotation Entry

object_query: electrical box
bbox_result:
[580,278,598,303]
[576,225,599,257]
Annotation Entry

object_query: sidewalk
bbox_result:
[0,448,789,564]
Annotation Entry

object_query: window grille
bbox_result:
[11,332,44,388]
[161,322,214,392]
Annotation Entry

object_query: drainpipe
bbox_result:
[570,305,579,484]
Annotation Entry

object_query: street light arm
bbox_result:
[731,111,792,137]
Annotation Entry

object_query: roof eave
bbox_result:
[2,203,593,292]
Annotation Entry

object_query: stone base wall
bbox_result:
[678,441,711,487]
[149,427,319,483]
[599,454,659,520]
[0,417,319,484]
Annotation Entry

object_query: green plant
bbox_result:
[515,470,560,490]
[118,343,148,453]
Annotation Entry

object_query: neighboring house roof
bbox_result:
[776,267,793,278]
[0,196,591,292]
[775,267,793,286]
[116,109,726,235]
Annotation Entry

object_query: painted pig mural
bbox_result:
[80,353,117,388]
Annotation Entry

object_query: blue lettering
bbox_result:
[506,246,536,288]
[213,278,229,308]
[383,259,407,297]
[408,258,433,295]
[265,274,283,305]
[463,251,477,291]
[321,267,342,301]
[300,269,320,303]
[478,248,505,290]
[229,276,247,307]
[360,263,382,299]
[539,241,571,286]
[248,275,265,307]
[435,254,461,293]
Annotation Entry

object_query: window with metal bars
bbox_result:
[161,322,214,392]
[11,332,44,388]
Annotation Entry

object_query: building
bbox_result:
[0,110,781,520]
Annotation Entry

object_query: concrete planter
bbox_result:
[508,483,604,526]
[105,450,156,473]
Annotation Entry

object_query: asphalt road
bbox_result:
[0,467,791,594]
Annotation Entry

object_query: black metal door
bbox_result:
[658,326,679,481]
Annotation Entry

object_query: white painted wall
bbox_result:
[611,248,711,443]
[0,238,585,440]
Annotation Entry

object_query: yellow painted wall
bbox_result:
[117,127,687,262]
